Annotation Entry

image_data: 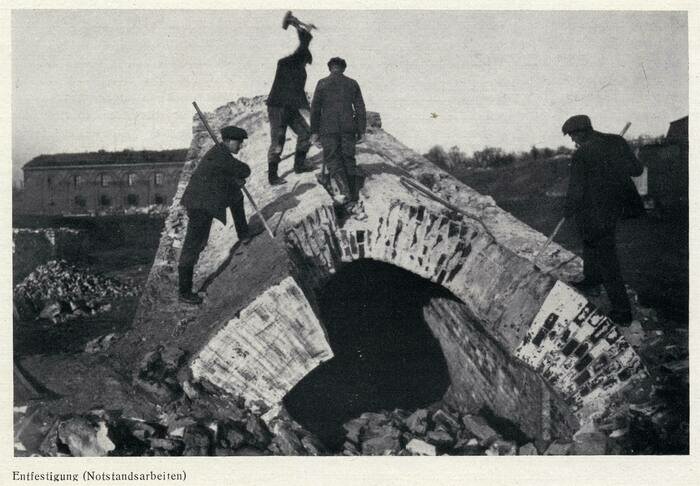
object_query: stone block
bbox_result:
[426,429,454,448]
[461,415,498,444]
[432,409,460,433]
[58,417,115,457]
[361,435,401,456]
[406,439,436,456]
[405,409,429,435]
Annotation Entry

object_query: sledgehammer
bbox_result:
[532,217,565,271]
[192,101,275,240]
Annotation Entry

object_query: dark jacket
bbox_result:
[266,30,312,110]
[181,144,251,224]
[310,72,366,136]
[565,131,644,236]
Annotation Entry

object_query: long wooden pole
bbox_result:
[192,101,275,239]
[533,122,632,269]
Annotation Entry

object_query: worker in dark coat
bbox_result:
[266,27,315,185]
[562,115,644,326]
[310,57,367,215]
[178,125,256,305]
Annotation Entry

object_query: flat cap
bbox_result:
[327,57,347,69]
[562,115,593,135]
[221,125,248,141]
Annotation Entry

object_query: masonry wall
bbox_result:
[21,163,183,215]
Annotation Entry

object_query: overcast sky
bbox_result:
[11,9,688,183]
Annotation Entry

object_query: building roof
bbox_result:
[666,116,688,144]
[23,148,189,169]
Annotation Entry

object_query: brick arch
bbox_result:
[281,200,646,435]
[190,198,646,443]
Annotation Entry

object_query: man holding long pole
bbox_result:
[562,115,644,326]
[177,124,260,305]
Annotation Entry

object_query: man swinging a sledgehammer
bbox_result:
[265,11,317,185]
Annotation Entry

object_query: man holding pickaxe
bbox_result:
[265,11,316,185]
[177,125,260,305]
[562,115,644,326]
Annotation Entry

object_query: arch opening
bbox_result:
[283,260,451,450]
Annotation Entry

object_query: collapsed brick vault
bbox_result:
[119,96,647,442]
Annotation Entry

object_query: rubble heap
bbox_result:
[13,260,139,323]
[12,227,84,285]
[18,406,325,457]
[15,350,328,457]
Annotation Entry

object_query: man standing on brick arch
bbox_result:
[265,23,315,185]
[177,126,260,305]
[310,56,367,217]
[562,114,644,326]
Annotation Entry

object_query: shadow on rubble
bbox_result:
[283,259,452,451]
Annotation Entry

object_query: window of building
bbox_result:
[128,173,137,186]
[154,172,164,186]
[74,195,86,207]
[100,174,109,187]
[126,194,139,206]
[73,175,83,188]
[154,194,164,205]
[100,195,111,207]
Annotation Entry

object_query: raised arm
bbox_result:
[280,29,313,66]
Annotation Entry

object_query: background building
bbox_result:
[19,149,188,216]
[637,115,688,211]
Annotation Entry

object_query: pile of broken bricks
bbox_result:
[13,259,139,323]
[15,316,688,457]
[14,345,328,457]
[340,407,589,456]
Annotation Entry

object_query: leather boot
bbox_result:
[293,151,314,173]
[178,266,202,305]
[268,162,286,185]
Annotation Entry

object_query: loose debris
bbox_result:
[14,315,688,457]
[13,260,139,323]
[15,382,328,457]
[85,333,120,354]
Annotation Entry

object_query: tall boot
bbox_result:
[178,266,202,305]
[268,161,286,185]
[293,151,314,173]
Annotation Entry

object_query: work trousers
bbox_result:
[580,226,631,315]
[267,106,311,174]
[320,132,361,202]
[178,201,247,294]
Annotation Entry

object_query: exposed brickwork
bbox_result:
[515,282,647,420]
[423,297,578,440]
[190,277,333,404]
[128,96,649,441]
